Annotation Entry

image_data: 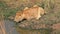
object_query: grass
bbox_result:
[0,1,18,19]
[0,0,55,18]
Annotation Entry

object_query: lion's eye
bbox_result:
[19,16,21,17]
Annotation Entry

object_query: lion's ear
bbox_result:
[24,7,29,10]
[33,5,38,7]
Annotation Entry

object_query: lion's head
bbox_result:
[14,11,23,22]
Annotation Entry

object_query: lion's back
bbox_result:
[23,7,39,19]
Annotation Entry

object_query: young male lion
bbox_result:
[14,5,46,22]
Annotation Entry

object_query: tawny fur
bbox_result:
[14,6,45,22]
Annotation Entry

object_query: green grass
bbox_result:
[0,1,18,19]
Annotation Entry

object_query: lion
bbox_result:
[14,5,46,22]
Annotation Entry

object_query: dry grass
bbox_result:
[0,12,7,34]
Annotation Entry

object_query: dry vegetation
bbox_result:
[0,12,6,34]
[0,0,60,34]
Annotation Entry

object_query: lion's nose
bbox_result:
[14,19,18,22]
